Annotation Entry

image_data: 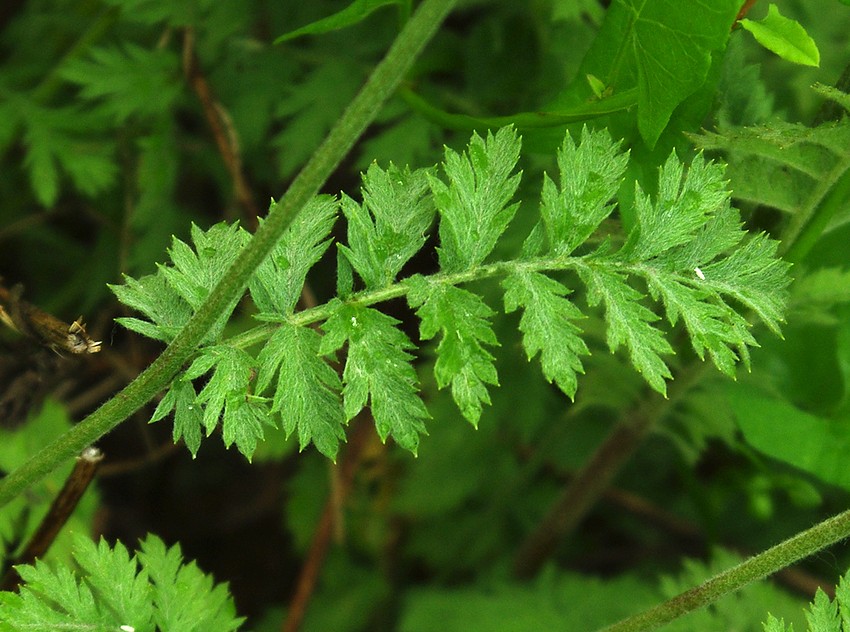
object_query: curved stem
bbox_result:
[0,0,458,510]
[597,507,850,631]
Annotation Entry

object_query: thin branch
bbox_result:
[282,420,375,632]
[0,282,101,355]
[0,446,103,592]
[182,27,261,229]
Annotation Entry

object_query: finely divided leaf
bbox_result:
[579,266,673,395]
[539,127,628,255]
[321,304,429,454]
[113,222,250,344]
[184,346,272,460]
[699,233,790,336]
[150,378,203,456]
[137,535,242,631]
[17,100,118,206]
[0,533,242,631]
[598,150,789,383]
[502,270,588,398]
[0,535,152,630]
[431,126,522,272]
[257,323,345,459]
[642,269,754,375]
[72,537,152,626]
[338,163,434,288]
[624,152,729,261]
[807,589,840,631]
[161,223,248,311]
[112,272,193,342]
[408,277,499,425]
[251,196,338,317]
[61,44,182,122]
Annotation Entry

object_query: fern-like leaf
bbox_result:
[150,378,203,456]
[256,323,345,460]
[338,163,435,289]
[579,265,674,394]
[60,44,181,123]
[250,196,338,318]
[183,346,271,460]
[321,303,429,453]
[111,223,249,344]
[0,534,242,631]
[502,270,588,399]
[431,126,522,273]
[539,126,629,256]
[408,278,499,425]
[112,126,790,457]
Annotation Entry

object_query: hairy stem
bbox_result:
[596,507,850,631]
[0,0,458,510]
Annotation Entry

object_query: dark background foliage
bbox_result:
[1,1,850,630]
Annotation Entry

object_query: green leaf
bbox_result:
[643,269,753,375]
[807,589,840,630]
[574,0,739,147]
[430,126,522,272]
[837,571,850,629]
[321,304,429,453]
[111,272,193,342]
[113,222,249,344]
[61,44,182,122]
[72,537,152,626]
[578,265,673,395]
[150,378,203,457]
[740,4,820,67]
[162,223,248,310]
[502,270,588,398]
[16,100,117,206]
[272,62,362,179]
[698,233,790,336]
[250,196,338,317]
[762,613,791,632]
[623,152,729,261]
[338,163,434,288]
[0,533,242,631]
[257,324,346,459]
[731,386,850,491]
[137,535,242,631]
[408,278,499,425]
[274,0,406,43]
[538,127,628,256]
[184,345,271,460]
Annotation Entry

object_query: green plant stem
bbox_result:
[0,0,457,510]
[597,507,850,631]
[779,138,850,259]
[783,168,850,263]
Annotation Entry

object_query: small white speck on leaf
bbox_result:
[694,267,705,280]
[120,626,136,632]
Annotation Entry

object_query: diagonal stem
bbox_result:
[597,507,850,631]
[0,0,458,510]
